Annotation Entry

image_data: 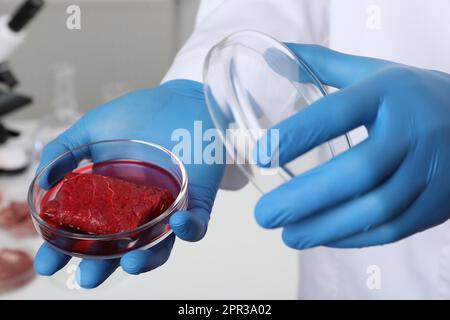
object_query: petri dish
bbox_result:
[28,140,188,259]
[203,30,352,193]
[0,236,35,295]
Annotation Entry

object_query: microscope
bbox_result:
[0,0,45,173]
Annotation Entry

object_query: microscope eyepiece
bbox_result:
[8,0,45,32]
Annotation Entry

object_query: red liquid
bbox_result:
[38,160,181,257]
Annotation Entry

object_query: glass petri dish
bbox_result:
[28,140,188,259]
[0,236,35,295]
[203,30,352,193]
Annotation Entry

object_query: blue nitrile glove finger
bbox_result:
[264,48,312,85]
[33,80,225,287]
[284,43,391,88]
[169,183,214,241]
[255,44,450,249]
[120,234,175,275]
[34,243,72,276]
[76,258,120,289]
[170,210,208,241]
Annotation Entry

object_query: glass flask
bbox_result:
[31,63,81,162]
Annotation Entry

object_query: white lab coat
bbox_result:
[163,0,450,299]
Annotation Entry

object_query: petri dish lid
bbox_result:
[203,30,350,194]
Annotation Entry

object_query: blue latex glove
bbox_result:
[34,80,224,288]
[255,44,450,249]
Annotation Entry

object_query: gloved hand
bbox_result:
[255,44,450,249]
[34,79,224,288]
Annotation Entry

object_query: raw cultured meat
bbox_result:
[0,249,34,293]
[41,172,174,235]
[0,201,36,237]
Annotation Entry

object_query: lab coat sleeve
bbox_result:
[162,0,330,190]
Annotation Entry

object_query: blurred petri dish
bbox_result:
[203,30,352,193]
[0,236,35,295]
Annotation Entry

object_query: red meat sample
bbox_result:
[0,249,34,293]
[0,201,36,237]
[41,172,174,235]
